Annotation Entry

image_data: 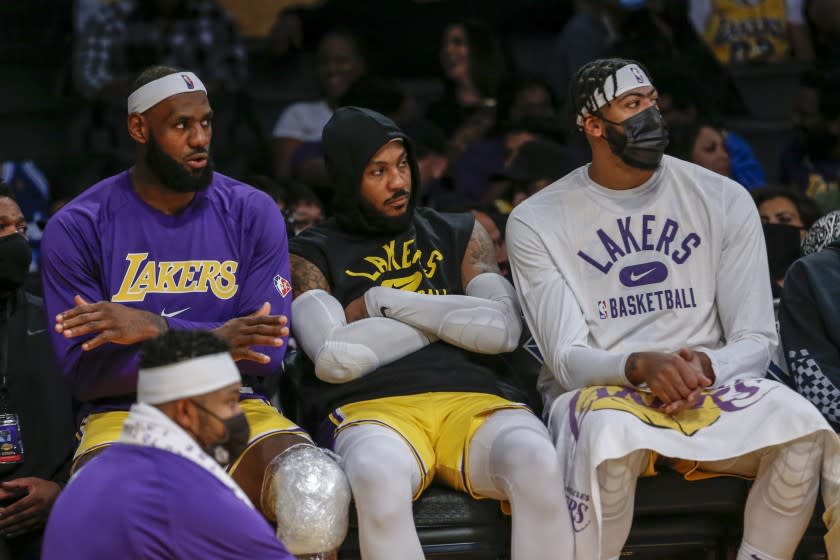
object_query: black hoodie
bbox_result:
[779,238,840,431]
[322,106,421,236]
[289,108,511,426]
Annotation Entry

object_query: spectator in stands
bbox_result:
[289,106,574,560]
[452,76,559,210]
[752,187,821,296]
[43,330,295,559]
[272,29,368,181]
[667,121,767,190]
[0,184,74,560]
[286,185,324,236]
[780,231,840,432]
[402,119,450,208]
[781,67,840,205]
[427,19,506,161]
[802,209,840,256]
[40,65,350,558]
[690,0,814,63]
[1,161,50,272]
[471,208,510,280]
[753,186,821,234]
[493,139,587,210]
[507,57,840,560]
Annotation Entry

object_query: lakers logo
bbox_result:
[345,239,446,294]
[112,253,239,302]
[572,386,721,438]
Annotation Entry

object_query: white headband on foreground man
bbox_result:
[137,352,240,405]
[127,71,207,114]
[575,63,652,126]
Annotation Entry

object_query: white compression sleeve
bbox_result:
[364,273,522,354]
[292,289,436,383]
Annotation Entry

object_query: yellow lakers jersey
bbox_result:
[702,0,790,63]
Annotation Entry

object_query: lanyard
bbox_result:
[0,300,10,413]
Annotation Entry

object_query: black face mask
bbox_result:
[191,400,250,466]
[145,132,214,194]
[763,223,803,282]
[602,106,670,170]
[0,234,31,293]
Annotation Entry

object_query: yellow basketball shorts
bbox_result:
[73,397,308,471]
[327,392,529,500]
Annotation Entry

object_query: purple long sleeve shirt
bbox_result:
[41,171,292,402]
[43,445,294,559]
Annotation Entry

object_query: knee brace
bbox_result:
[763,432,823,516]
[262,444,352,555]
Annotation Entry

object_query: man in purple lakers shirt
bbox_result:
[40,66,349,558]
[43,330,295,559]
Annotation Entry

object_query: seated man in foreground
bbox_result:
[289,106,574,560]
[42,330,294,559]
[507,57,840,560]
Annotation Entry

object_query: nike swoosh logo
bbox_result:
[26,328,46,336]
[380,306,389,318]
[161,307,190,318]
[629,268,656,282]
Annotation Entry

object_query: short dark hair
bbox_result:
[130,65,186,95]
[752,187,823,230]
[568,58,650,131]
[666,121,723,162]
[140,330,229,369]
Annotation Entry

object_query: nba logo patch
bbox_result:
[273,274,292,298]
[598,300,608,319]
[181,74,195,89]
[629,65,645,84]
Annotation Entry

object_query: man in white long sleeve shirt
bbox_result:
[507,58,840,560]
[288,107,573,560]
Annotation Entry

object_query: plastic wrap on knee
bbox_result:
[263,444,352,555]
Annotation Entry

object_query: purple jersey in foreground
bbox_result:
[42,445,294,559]
[41,171,292,402]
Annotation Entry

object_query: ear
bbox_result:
[127,113,149,144]
[170,399,198,433]
[582,114,604,139]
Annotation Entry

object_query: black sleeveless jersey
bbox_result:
[289,207,507,421]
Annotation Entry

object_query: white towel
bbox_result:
[547,377,840,559]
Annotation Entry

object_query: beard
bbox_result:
[145,133,214,193]
[357,190,414,235]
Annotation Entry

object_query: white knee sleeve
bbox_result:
[263,444,352,555]
[468,409,574,560]
[335,425,424,560]
[597,450,647,522]
[742,432,823,560]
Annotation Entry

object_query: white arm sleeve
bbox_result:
[364,272,522,355]
[506,216,631,391]
[704,187,777,386]
[292,289,436,384]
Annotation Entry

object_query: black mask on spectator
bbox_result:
[146,132,214,194]
[0,233,31,293]
[602,106,670,170]
[763,223,803,282]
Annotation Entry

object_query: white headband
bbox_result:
[576,64,653,126]
[137,352,240,405]
[127,71,207,114]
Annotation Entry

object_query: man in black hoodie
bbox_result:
[780,237,840,432]
[289,107,573,560]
